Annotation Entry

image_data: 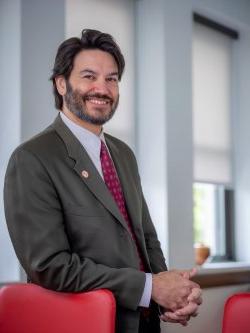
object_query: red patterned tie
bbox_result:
[100,140,145,271]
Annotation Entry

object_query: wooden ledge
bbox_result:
[193,269,250,288]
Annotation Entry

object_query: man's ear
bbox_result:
[55,76,67,96]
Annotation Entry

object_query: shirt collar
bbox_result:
[60,112,106,158]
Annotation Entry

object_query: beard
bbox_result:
[64,81,119,125]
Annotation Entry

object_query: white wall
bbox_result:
[136,0,195,268]
[0,0,65,282]
[0,0,21,282]
[66,0,136,149]
[135,0,168,261]
[21,0,65,141]
[233,27,250,261]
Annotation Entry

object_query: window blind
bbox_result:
[192,22,233,185]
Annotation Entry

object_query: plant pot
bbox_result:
[194,243,210,265]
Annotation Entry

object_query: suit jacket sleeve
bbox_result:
[4,147,145,311]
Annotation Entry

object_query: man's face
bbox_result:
[62,49,119,126]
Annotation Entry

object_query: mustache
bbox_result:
[84,93,113,103]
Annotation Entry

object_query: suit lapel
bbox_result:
[52,114,129,232]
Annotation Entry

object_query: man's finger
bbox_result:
[188,287,202,303]
[191,296,202,306]
[160,315,188,326]
[179,267,198,280]
[162,311,190,322]
[189,267,198,278]
[175,301,198,316]
[184,267,198,279]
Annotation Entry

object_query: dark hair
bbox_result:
[50,29,125,110]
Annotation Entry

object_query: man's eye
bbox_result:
[107,77,118,83]
[84,75,95,80]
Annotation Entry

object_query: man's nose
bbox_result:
[91,78,109,94]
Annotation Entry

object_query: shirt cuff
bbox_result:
[138,273,152,308]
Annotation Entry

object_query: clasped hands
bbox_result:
[152,268,202,326]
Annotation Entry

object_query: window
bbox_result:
[193,183,234,261]
[192,15,238,262]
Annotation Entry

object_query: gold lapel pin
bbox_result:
[81,170,89,178]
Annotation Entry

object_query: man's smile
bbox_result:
[84,94,113,106]
[86,97,110,105]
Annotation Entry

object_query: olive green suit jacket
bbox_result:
[4,114,167,333]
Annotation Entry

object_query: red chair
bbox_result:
[0,283,116,333]
[222,293,250,333]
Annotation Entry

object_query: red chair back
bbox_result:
[222,293,250,333]
[0,283,116,333]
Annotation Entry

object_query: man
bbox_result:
[4,29,201,333]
